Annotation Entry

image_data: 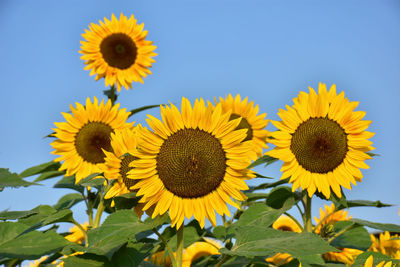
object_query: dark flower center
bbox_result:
[75,122,113,164]
[290,117,348,173]
[100,33,137,69]
[156,128,227,198]
[230,113,253,142]
[120,154,137,190]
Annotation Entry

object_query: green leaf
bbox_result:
[34,170,65,182]
[351,251,400,267]
[220,256,253,267]
[19,161,61,178]
[87,210,166,259]
[42,209,74,225]
[111,242,153,267]
[0,209,39,220]
[266,186,299,209]
[222,227,338,260]
[0,230,70,260]
[63,253,112,267]
[346,200,392,208]
[351,218,400,232]
[113,192,139,210]
[246,179,289,192]
[128,104,163,118]
[0,168,36,188]
[54,193,84,211]
[54,176,84,193]
[330,221,372,250]
[0,222,30,245]
[213,226,227,241]
[76,173,104,187]
[245,193,270,202]
[253,172,273,179]
[18,205,57,227]
[248,155,278,168]
[168,225,201,249]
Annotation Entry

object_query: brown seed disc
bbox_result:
[290,117,348,173]
[156,128,227,198]
[100,33,137,69]
[120,154,138,190]
[75,122,113,164]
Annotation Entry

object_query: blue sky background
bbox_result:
[1,0,399,230]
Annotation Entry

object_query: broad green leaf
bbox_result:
[18,205,57,227]
[222,227,338,260]
[0,168,36,188]
[266,186,299,209]
[351,251,400,267]
[34,170,65,182]
[330,221,371,250]
[77,173,104,187]
[0,209,38,220]
[0,230,70,260]
[128,104,164,118]
[213,226,227,241]
[19,161,61,178]
[351,218,400,232]
[87,210,166,259]
[295,254,325,267]
[63,253,112,267]
[54,176,84,193]
[111,242,153,267]
[42,209,74,225]
[0,222,30,245]
[220,256,252,267]
[248,155,278,168]
[54,193,84,210]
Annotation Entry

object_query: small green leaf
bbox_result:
[77,173,104,187]
[54,176,84,193]
[54,193,84,210]
[246,179,289,192]
[253,172,273,179]
[266,186,299,209]
[0,168,36,188]
[0,230,70,260]
[245,193,270,202]
[19,161,61,178]
[111,242,153,267]
[330,221,372,250]
[346,200,392,208]
[128,104,164,118]
[248,155,278,168]
[63,253,112,267]
[18,205,57,227]
[351,218,400,232]
[42,209,74,225]
[0,209,39,220]
[213,226,227,241]
[34,170,65,182]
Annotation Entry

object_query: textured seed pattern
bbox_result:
[290,118,348,173]
[120,155,137,190]
[75,122,113,164]
[156,128,227,198]
[100,33,137,69]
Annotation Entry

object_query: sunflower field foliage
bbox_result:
[1,12,400,267]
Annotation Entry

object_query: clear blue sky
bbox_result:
[1,0,399,228]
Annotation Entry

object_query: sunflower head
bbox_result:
[267,83,374,199]
[363,255,395,267]
[314,203,351,234]
[80,13,157,91]
[64,222,89,244]
[51,97,132,183]
[216,94,269,159]
[127,97,255,228]
[369,231,400,259]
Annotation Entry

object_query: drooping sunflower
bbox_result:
[182,238,222,267]
[80,13,157,91]
[267,83,374,199]
[128,97,255,228]
[369,231,400,259]
[313,204,362,265]
[64,222,89,244]
[101,127,148,217]
[364,255,395,267]
[51,97,133,183]
[216,94,269,158]
[266,215,302,266]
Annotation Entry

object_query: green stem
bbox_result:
[176,226,184,267]
[72,219,89,247]
[153,228,178,267]
[327,223,355,243]
[313,210,336,234]
[93,184,110,228]
[215,255,230,267]
[303,194,312,232]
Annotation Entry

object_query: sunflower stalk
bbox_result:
[93,183,111,228]
[153,228,178,267]
[176,226,184,267]
[303,194,313,232]
[71,219,89,247]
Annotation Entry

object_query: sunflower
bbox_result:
[80,13,157,91]
[323,248,363,266]
[364,255,395,267]
[128,97,255,228]
[266,215,302,266]
[51,97,133,183]
[369,231,400,259]
[182,238,222,267]
[215,94,269,158]
[267,83,374,199]
[314,203,351,234]
[101,127,148,217]
[65,222,89,244]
